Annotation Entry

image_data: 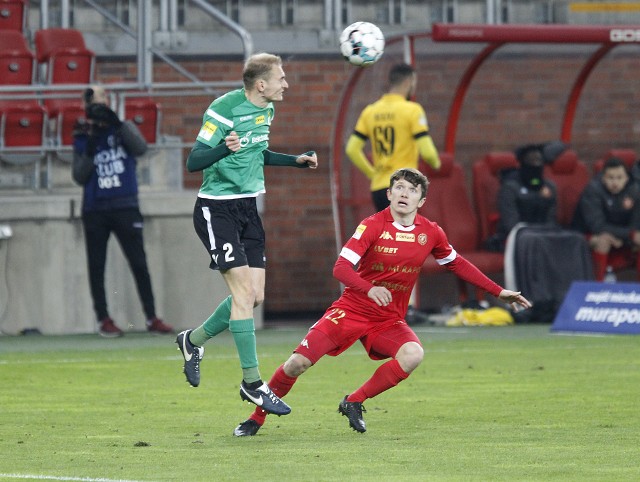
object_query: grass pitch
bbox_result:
[0,325,638,481]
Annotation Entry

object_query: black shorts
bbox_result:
[193,196,266,271]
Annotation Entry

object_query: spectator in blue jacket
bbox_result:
[72,85,173,337]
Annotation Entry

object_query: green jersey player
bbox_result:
[176,53,318,418]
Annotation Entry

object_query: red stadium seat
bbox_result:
[0,31,43,168]
[55,104,85,146]
[0,101,47,165]
[0,30,34,85]
[0,0,27,32]
[34,28,95,84]
[472,151,519,243]
[419,152,504,305]
[592,148,637,174]
[124,98,161,144]
[50,102,85,162]
[543,149,590,227]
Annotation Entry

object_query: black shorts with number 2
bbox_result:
[193,196,266,271]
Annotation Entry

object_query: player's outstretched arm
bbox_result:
[295,151,318,169]
[263,150,317,169]
[498,290,532,312]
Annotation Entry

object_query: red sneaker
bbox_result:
[147,317,174,334]
[99,317,124,338]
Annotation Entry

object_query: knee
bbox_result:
[396,342,424,373]
[240,284,264,308]
[590,234,613,254]
[283,353,311,378]
[232,286,259,311]
[253,290,265,308]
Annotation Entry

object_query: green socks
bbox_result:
[229,318,261,384]
[187,296,261,384]
[188,295,232,346]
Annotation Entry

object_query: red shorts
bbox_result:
[293,303,421,364]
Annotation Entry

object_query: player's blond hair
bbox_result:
[243,53,283,90]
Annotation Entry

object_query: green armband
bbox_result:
[186,141,232,172]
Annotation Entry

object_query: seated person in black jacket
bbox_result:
[572,157,640,281]
[494,144,558,250]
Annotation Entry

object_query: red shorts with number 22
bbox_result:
[293,302,421,364]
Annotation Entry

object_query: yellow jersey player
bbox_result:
[346,63,441,211]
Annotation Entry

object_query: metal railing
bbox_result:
[0,81,242,191]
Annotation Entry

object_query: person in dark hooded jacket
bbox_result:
[494,144,558,250]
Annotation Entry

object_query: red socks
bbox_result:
[347,359,409,403]
[249,364,297,426]
[248,359,411,425]
[591,252,609,281]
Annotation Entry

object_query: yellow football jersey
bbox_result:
[353,93,430,191]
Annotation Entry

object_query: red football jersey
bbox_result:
[337,207,455,322]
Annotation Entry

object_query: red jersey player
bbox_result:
[234,168,531,436]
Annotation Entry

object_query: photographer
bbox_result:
[72,85,173,337]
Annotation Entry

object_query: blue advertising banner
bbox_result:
[551,281,640,334]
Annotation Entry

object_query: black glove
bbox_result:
[72,118,90,137]
[86,103,122,128]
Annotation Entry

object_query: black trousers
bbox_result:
[82,208,156,321]
[372,188,390,212]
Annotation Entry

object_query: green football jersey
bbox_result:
[195,88,274,199]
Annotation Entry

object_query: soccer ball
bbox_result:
[339,22,385,67]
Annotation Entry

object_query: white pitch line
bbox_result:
[0,474,146,482]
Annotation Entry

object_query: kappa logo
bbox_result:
[379,231,393,240]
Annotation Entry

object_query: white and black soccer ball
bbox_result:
[339,21,385,67]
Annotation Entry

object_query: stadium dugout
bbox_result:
[331,23,640,310]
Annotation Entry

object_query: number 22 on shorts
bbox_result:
[324,308,345,325]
